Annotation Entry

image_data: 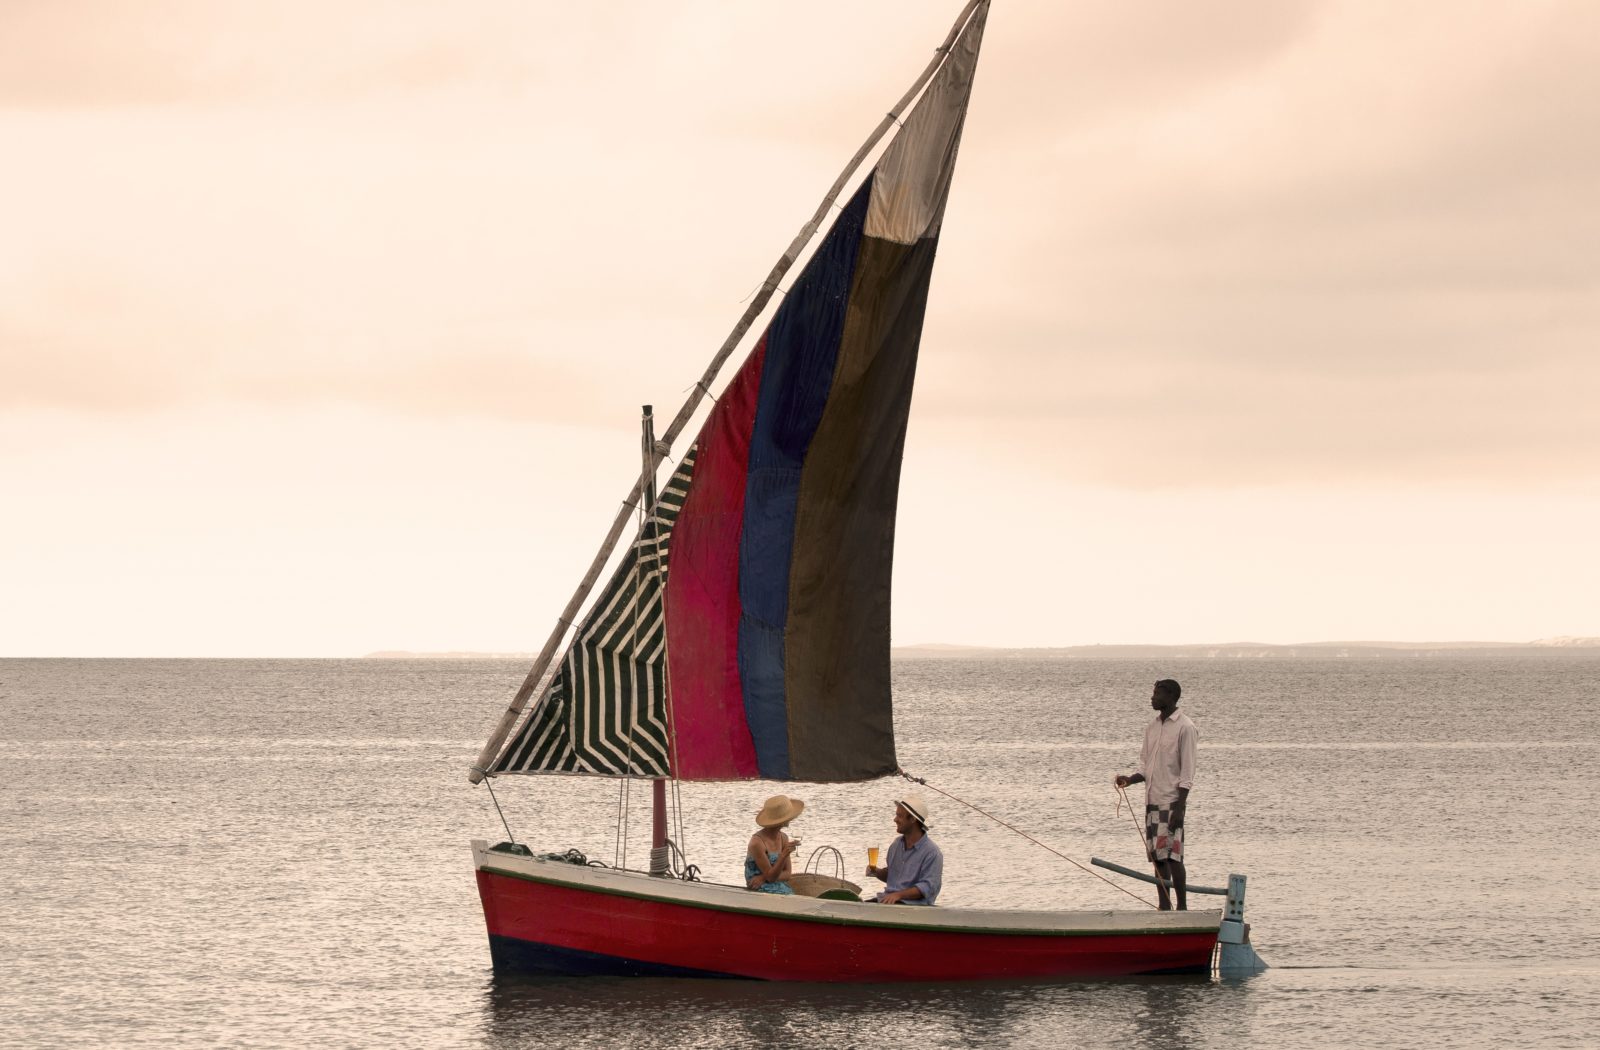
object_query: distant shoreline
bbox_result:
[363,638,1600,660]
[5,642,1595,660]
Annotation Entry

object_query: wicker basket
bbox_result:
[789,872,862,898]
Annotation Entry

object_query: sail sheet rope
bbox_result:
[898,771,1158,909]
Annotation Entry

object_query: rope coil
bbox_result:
[1115,783,1151,855]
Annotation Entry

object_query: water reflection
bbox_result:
[480,971,1255,1049]
[1127,979,1224,1050]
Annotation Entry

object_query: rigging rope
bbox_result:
[897,770,1155,909]
[671,775,689,874]
[484,777,516,844]
[615,776,630,870]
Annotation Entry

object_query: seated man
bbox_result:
[864,794,942,905]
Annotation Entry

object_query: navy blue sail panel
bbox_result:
[734,178,871,779]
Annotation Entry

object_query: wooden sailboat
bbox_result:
[466,0,1258,981]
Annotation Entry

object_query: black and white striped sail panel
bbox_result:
[491,451,697,776]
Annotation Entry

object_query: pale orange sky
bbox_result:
[3,1,1597,656]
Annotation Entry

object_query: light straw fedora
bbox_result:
[897,793,931,829]
[756,794,805,828]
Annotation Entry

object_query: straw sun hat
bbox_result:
[755,794,805,828]
[897,793,931,829]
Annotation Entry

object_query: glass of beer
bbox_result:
[868,846,880,868]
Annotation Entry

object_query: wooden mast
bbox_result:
[640,404,670,876]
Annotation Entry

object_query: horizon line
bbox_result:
[7,636,1599,659]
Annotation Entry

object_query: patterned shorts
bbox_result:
[1145,804,1185,862]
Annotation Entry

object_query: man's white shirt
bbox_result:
[1137,710,1198,806]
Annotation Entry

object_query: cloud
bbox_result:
[4,2,1598,655]
[908,0,1600,485]
[1,0,1596,490]
[0,0,563,108]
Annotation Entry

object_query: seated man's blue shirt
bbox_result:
[879,834,943,905]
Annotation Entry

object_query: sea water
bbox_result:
[2,655,1596,1049]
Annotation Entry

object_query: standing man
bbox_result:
[1114,679,1197,910]
[864,794,943,905]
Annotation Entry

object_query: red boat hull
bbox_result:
[475,858,1218,982]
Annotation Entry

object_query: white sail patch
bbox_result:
[864,3,987,245]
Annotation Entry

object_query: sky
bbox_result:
[3,0,1598,657]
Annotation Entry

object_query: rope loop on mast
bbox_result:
[896,769,1156,909]
[654,838,701,882]
[740,277,785,305]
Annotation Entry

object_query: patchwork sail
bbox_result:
[485,2,987,783]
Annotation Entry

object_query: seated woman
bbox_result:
[745,795,804,894]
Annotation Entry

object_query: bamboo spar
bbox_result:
[468,0,990,783]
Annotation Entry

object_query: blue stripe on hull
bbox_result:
[486,934,748,980]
